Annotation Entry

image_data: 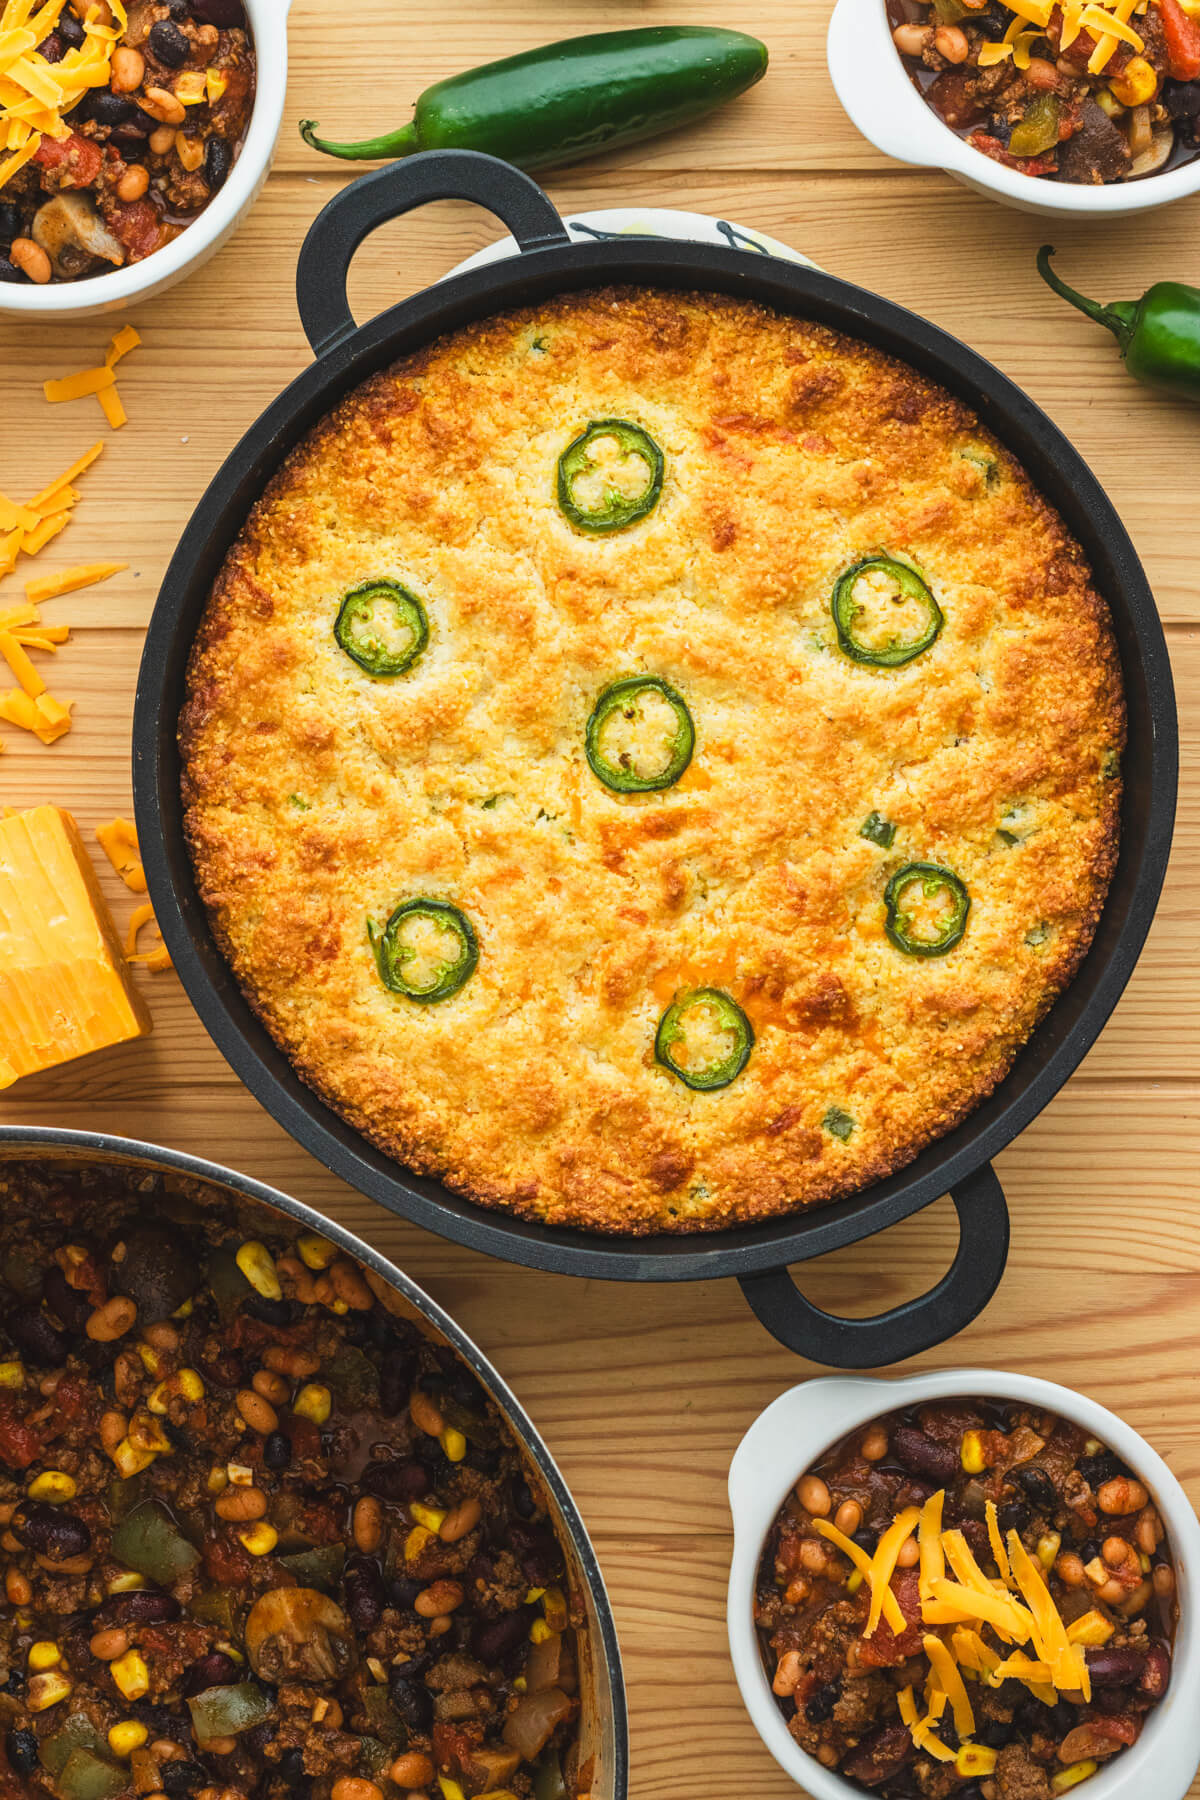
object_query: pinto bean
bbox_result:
[1098,1477,1149,1515]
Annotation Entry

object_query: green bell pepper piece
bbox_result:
[187,1683,274,1744]
[110,1500,200,1586]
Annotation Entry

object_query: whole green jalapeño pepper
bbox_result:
[1037,247,1200,404]
[558,420,665,533]
[833,555,944,668]
[299,28,768,172]
[335,580,429,677]
[369,899,479,1002]
[884,863,970,958]
[655,988,753,1091]
[585,675,694,793]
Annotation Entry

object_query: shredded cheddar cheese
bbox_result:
[0,0,124,191]
[812,1519,908,1634]
[979,0,1147,76]
[865,1507,922,1638]
[24,560,126,604]
[98,819,172,973]
[44,326,140,428]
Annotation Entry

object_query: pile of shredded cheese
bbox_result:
[0,436,127,749]
[45,323,140,430]
[816,1490,1108,1765]
[979,0,1151,76]
[96,816,171,969]
[0,0,126,190]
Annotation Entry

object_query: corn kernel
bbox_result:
[846,1568,864,1595]
[1066,1610,1115,1647]
[128,1410,172,1455]
[366,1656,387,1683]
[0,1361,25,1388]
[206,67,228,104]
[110,1649,149,1702]
[542,1585,567,1631]
[207,1466,229,1495]
[523,1587,546,1604]
[172,1297,194,1320]
[512,1676,527,1694]
[135,1341,165,1377]
[108,1721,148,1758]
[1037,1531,1062,1569]
[297,1231,337,1270]
[1109,54,1157,105]
[1139,1551,1152,1574]
[27,1671,72,1711]
[111,1438,157,1479]
[27,1471,77,1504]
[147,1382,171,1416]
[236,1240,282,1300]
[529,1619,553,1645]
[178,1368,205,1402]
[1084,1438,1102,1456]
[404,1525,434,1563]
[408,1503,447,1535]
[960,1429,986,1475]
[28,1642,61,1673]
[106,1571,146,1595]
[238,1522,279,1557]
[956,1745,998,1777]
[438,1780,467,1800]
[331,1298,349,1315]
[227,1462,253,1486]
[440,1426,467,1463]
[294,1383,331,1426]
[1053,1765,1099,1796]
[1095,88,1124,116]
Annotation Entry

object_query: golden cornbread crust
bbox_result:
[181,288,1123,1235]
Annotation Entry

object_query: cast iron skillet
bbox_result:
[133,150,1177,1370]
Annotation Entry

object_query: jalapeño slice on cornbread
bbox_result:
[655,989,754,1091]
[884,863,971,958]
[586,675,695,794]
[335,579,429,677]
[369,899,478,1002]
[557,419,664,532]
[833,553,944,668]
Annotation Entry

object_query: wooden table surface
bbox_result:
[3,3,1200,1794]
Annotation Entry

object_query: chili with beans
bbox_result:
[0,2,254,286]
[756,1398,1176,1798]
[889,0,1200,184]
[0,1162,587,1800]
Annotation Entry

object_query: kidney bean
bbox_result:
[5,1303,70,1365]
[1085,1646,1146,1687]
[471,1609,530,1664]
[361,1459,430,1501]
[343,1554,386,1633]
[387,1671,433,1732]
[841,1722,914,1784]
[13,1501,91,1559]
[1140,1642,1171,1698]
[192,0,246,23]
[42,1266,93,1333]
[890,1425,960,1485]
[111,1591,181,1625]
[182,1651,239,1695]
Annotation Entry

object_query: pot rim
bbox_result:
[727,1370,1200,1800]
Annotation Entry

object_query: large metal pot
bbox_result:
[133,151,1177,1370]
[0,1125,628,1800]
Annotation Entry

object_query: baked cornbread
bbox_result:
[181,288,1123,1234]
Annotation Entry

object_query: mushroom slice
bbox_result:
[1128,127,1175,179]
[244,1587,358,1683]
[32,193,125,280]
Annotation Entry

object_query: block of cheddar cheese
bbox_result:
[0,805,152,1089]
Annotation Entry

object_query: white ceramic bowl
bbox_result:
[0,0,290,321]
[729,1370,1200,1800]
[827,0,1200,217]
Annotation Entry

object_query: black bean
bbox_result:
[86,89,136,127]
[162,1762,209,1797]
[242,1295,295,1326]
[853,1525,881,1555]
[114,110,157,141]
[5,1728,38,1776]
[1081,1538,1102,1564]
[974,1718,1011,1749]
[377,1350,416,1417]
[1014,1466,1058,1511]
[182,1651,238,1696]
[42,1266,93,1333]
[276,1752,305,1785]
[361,1458,430,1501]
[5,1302,69,1364]
[166,0,192,15]
[0,256,25,284]
[342,1553,386,1633]
[0,201,20,247]
[0,1670,24,1696]
[805,1680,841,1724]
[192,0,246,23]
[464,1441,501,1476]
[241,1721,274,1758]
[13,1501,91,1559]
[891,1425,960,1485]
[58,8,84,45]
[471,1610,529,1664]
[262,1431,291,1471]
[387,1671,433,1732]
[998,1502,1031,1535]
[1077,1452,1122,1491]
[512,1479,536,1520]
[111,1591,181,1625]
[387,1576,422,1612]
[148,19,190,65]
[450,1370,485,1411]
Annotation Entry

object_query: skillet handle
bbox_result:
[296,150,571,359]
[736,1163,1009,1369]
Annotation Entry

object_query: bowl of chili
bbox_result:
[728,1370,1200,1799]
[827,0,1200,216]
[0,0,290,320]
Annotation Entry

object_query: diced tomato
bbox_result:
[34,130,102,188]
[856,1567,925,1669]
[431,1724,483,1773]
[1160,0,1200,79]
[202,1532,256,1586]
[0,1397,43,1470]
[109,199,164,263]
[968,132,1058,177]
